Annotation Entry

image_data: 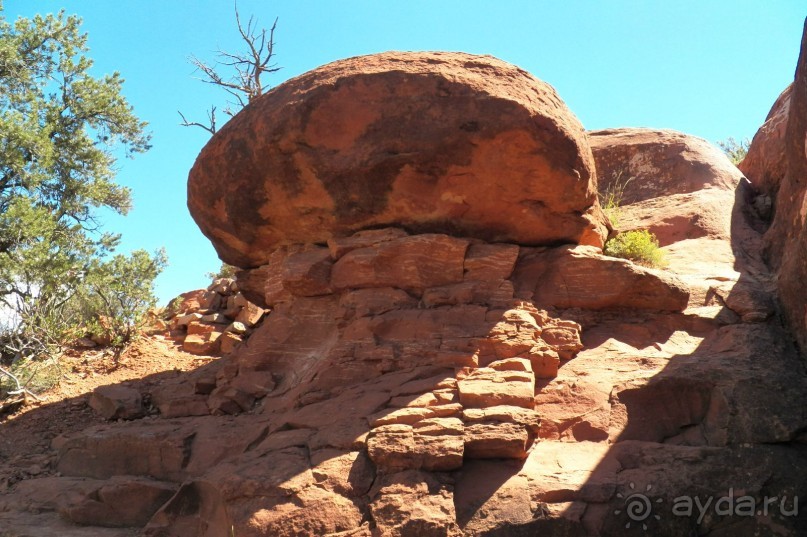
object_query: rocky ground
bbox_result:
[0,336,210,536]
[1,44,807,537]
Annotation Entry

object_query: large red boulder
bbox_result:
[589,128,742,245]
[188,51,609,268]
[590,128,740,204]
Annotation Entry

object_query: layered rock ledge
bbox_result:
[3,43,807,536]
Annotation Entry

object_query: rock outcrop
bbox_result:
[4,45,807,537]
[161,279,267,356]
[513,244,689,311]
[187,51,609,268]
[589,128,742,245]
[742,19,807,356]
[739,84,791,199]
[754,19,807,356]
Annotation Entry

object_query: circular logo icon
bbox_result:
[614,482,663,531]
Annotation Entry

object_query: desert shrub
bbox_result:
[717,137,750,165]
[76,249,168,349]
[599,173,633,228]
[604,229,666,268]
[0,356,61,400]
[0,248,165,403]
[206,262,238,281]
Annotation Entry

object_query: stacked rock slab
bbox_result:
[162,278,267,356]
[106,226,684,536]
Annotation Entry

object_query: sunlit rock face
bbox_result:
[739,84,792,201]
[6,43,807,537]
[187,51,609,268]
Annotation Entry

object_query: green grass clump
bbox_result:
[598,171,665,268]
[604,229,666,268]
[599,173,633,228]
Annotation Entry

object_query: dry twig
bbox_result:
[179,3,280,133]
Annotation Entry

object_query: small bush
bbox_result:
[604,229,666,268]
[77,248,169,349]
[0,357,61,399]
[599,172,633,228]
[717,137,750,165]
[206,262,238,281]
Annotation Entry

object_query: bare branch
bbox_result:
[0,365,43,402]
[178,108,217,135]
[181,2,280,134]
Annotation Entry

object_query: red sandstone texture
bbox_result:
[3,41,807,536]
[753,19,807,356]
[589,128,742,246]
[187,51,609,268]
[739,84,791,198]
[159,281,268,357]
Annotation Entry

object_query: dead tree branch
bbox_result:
[178,107,217,135]
[0,365,43,402]
[179,3,280,134]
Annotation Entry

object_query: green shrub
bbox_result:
[206,262,238,281]
[604,229,666,268]
[0,247,166,400]
[717,137,750,165]
[76,248,169,349]
[598,173,666,268]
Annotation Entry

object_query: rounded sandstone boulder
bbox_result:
[589,128,742,246]
[589,128,740,204]
[188,51,608,267]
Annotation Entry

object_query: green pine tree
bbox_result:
[0,4,165,390]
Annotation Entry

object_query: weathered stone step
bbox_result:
[0,475,175,535]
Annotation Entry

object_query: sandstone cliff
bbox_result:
[754,19,807,357]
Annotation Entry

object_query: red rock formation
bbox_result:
[161,277,267,356]
[763,19,807,355]
[513,245,690,311]
[739,84,791,198]
[5,48,807,537]
[744,20,807,355]
[10,225,702,535]
[589,127,742,245]
[187,51,609,268]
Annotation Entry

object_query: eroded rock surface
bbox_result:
[187,51,609,267]
[4,45,807,537]
[759,19,807,356]
[740,84,791,199]
[4,208,805,536]
[590,127,742,246]
[159,279,268,357]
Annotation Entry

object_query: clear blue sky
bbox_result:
[4,1,805,304]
